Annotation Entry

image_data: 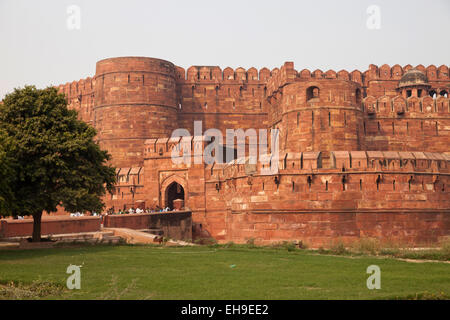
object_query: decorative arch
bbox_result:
[392,96,406,114]
[429,89,438,99]
[421,96,434,112]
[160,174,188,210]
[406,96,420,112]
[377,95,391,113]
[436,95,448,113]
[363,96,377,114]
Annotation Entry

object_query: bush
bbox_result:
[317,246,327,254]
[284,241,296,252]
[351,237,381,255]
[330,240,348,255]
[223,241,235,248]
[297,240,308,250]
[193,237,218,246]
[440,238,450,254]
[269,241,296,252]
[0,279,65,299]
[246,238,256,248]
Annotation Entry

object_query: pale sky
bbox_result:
[0,0,449,98]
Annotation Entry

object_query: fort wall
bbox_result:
[53,58,450,246]
[204,151,450,246]
[0,216,101,238]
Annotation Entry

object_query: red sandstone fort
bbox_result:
[54,57,449,246]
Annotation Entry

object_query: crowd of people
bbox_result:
[104,205,176,215]
[1,206,179,220]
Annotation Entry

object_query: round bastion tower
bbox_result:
[270,79,366,154]
[93,57,178,168]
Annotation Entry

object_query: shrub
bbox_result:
[279,241,296,252]
[440,238,450,254]
[246,238,256,248]
[297,240,308,249]
[351,237,381,255]
[223,241,235,248]
[330,240,348,255]
[0,279,65,299]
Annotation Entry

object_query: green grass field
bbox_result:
[0,244,449,300]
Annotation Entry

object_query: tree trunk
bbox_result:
[32,212,42,242]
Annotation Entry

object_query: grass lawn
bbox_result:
[0,244,449,300]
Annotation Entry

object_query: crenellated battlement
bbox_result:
[265,64,449,99]
[142,132,450,176]
[55,63,449,102]
[364,95,450,115]
[49,56,450,246]
[56,77,95,100]
[175,65,272,83]
[53,58,449,168]
[206,151,450,181]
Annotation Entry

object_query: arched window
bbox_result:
[306,86,320,101]
[429,90,437,99]
[439,90,448,98]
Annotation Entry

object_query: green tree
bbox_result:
[0,129,15,215]
[0,86,116,241]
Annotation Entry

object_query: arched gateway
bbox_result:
[165,182,185,210]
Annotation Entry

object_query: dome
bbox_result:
[398,68,430,88]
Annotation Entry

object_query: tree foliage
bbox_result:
[0,129,15,214]
[0,86,116,241]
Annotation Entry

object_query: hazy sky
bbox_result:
[0,0,449,98]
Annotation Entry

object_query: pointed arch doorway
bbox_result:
[165,181,185,210]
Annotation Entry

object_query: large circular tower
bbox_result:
[269,79,365,153]
[93,57,178,168]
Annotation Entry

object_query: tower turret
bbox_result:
[93,57,178,168]
[397,68,431,98]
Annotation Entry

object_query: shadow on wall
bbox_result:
[192,222,212,243]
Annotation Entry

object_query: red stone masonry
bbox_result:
[55,57,450,247]
[0,216,101,238]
